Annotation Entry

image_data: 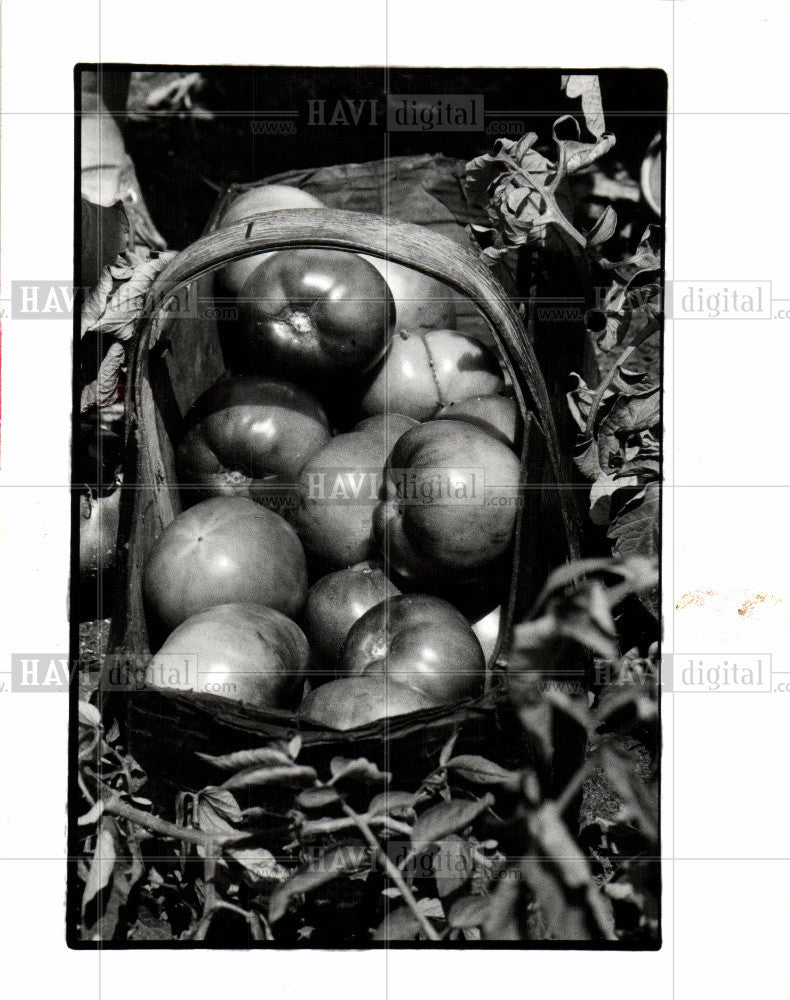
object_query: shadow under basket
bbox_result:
[105,155,581,793]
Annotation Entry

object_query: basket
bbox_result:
[105,155,580,791]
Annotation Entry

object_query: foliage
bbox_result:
[76,557,659,945]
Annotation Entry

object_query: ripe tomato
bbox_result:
[359,256,456,333]
[298,676,436,730]
[301,562,400,673]
[216,184,324,295]
[142,496,308,633]
[373,420,521,582]
[177,373,330,508]
[294,414,418,568]
[237,249,395,377]
[340,594,485,703]
[360,329,504,420]
[435,393,519,449]
[146,603,309,708]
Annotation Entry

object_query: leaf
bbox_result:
[563,74,607,138]
[445,755,522,792]
[287,733,303,760]
[78,800,105,827]
[329,757,391,785]
[367,791,417,819]
[520,802,616,940]
[197,787,243,825]
[448,893,491,929]
[268,844,369,924]
[78,700,102,729]
[410,795,494,850]
[587,205,618,247]
[228,846,288,883]
[372,906,421,941]
[432,836,474,897]
[196,745,294,771]
[608,486,660,616]
[439,731,459,767]
[221,764,317,792]
[82,816,118,912]
[598,746,659,844]
[296,786,340,810]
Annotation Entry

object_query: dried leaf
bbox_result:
[268,844,369,923]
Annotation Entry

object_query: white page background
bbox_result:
[1,1,788,997]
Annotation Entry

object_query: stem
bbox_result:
[301,814,413,838]
[584,344,636,436]
[339,800,440,942]
[554,760,590,817]
[100,791,246,850]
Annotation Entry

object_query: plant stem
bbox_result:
[339,800,440,942]
[100,790,245,850]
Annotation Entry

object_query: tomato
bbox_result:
[294,414,418,568]
[142,496,308,633]
[359,256,456,333]
[298,676,436,731]
[360,329,504,420]
[237,249,395,377]
[146,603,309,708]
[177,373,330,507]
[301,562,400,674]
[435,393,519,449]
[373,420,521,582]
[340,594,485,703]
[216,184,324,295]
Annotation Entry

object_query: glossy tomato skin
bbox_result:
[177,374,330,507]
[373,420,521,583]
[237,249,395,378]
[435,393,519,449]
[297,676,436,731]
[302,562,400,673]
[294,414,418,569]
[216,185,324,295]
[359,255,456,333]
[142,496,308,633]
[146,603,309,708]
[360,329,504,420]
[341,594,485,703]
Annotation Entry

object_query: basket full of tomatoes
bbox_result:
[105,155,579,790]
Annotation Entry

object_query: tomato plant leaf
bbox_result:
[410,794,494,850]
[78,700,102,730]
[221,764,317,791]
[368,791,417,819]
[328,757,391,785]
[196,745,294,771]
[268,844,369,924]
[445,755,522,792]
[448,893,491,930]
[432,836,474,897]
[82,816,118,912]
[296,786,340,810]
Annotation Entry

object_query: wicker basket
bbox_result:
[105,156,580,790]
